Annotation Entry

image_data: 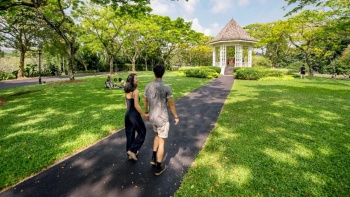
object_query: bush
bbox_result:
[286,61,303,73]
[0,71,16,80]
[252,56,271,68]
[234,67,286,80]
[180,67,219,79]
[259,75,295,81]
[200,66,221,74]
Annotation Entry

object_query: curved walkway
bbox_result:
[0,75,234,197]
[0,73,108,90]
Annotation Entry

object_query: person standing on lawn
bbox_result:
[300,64,306,79]
[124,73,149,161]
[144,64,179,176]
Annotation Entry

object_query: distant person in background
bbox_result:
[300,65,306,79]
[113,78,118,88]
[118,78,126,88]
[105,75,113,88]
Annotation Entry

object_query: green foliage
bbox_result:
[0,70,16,80]
[259,75,295,81]
[326,58,350,75]
[200,66,221,74]
[252,55,271,68]
[337,44,350,74]
[179,67,220,79]
[234,67,285,80]
[286,61,304,73]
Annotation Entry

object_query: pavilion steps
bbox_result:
[224,66,234,75]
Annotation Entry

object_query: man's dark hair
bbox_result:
[153,64,165,78]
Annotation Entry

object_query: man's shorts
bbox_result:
[153,121,170,138]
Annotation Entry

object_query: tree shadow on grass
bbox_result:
[0,75,234,197]
[176,80,349,196]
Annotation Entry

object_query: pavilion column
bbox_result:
[220,45,226,75]
[248,46,253,67]
[235,44,242,67]
[212,47,216,66]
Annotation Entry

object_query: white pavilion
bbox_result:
[210,19,257,75]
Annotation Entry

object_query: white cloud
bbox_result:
[150,0,175,15]
[180,0,199,15]
[189,18,212,36]
[210,0,232,13]
[238,0,250,6]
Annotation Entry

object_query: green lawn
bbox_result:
[1,74,349,196]
[0,71,211,190]
[175,77,350,196]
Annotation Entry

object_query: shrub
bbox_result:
[252,56,271,68]
[234,67,285,80]
[259,75,295,81]
[200,66,221,74]
[181,67,219,79]
[0,71,16,80]
[286,61,303,73]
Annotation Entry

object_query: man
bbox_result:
[300,64,306,79]
[144,64,179,176]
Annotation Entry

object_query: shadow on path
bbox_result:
[0,75,234,197]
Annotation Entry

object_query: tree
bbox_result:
[0,7,44,78]
[79,5,129,74]
[121,14,160,71]
[245,21,291,68]
[287,10,345,74]
[152,16,193,67]
[0,0,152,79]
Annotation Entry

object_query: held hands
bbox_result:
[143,113,149,120]
[174,117,179,125]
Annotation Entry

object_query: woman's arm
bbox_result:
[134,89,148,119]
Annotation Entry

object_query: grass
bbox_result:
[175,77,350,196]
[0,71,212,190]
[1,73,349,196]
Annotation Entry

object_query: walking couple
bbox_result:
[124,64,179,176]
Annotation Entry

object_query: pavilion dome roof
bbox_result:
[210,18,256,44]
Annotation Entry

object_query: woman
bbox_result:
[124,74,148,160]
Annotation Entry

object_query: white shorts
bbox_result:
[153,122,170,138]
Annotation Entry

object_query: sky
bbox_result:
[150,0,295,37]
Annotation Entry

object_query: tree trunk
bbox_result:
[109,55,114,74]
[144,56,148,71]
[18,50,25,78]
[132,57,136,72]
[67,44,75,80]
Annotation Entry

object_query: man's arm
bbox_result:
[143,97,148,113]
[167,98,179,124]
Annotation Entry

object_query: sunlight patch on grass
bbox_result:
[4,129,40,139]
[318,147,333,156]
[264,148,299,166]
[271,99,296,107]
[317,110,341,121]
[303,172,326,185]
[291,143,314,159]
[11,116,45,128]
[60,132,100,150]
[218,165,252,187]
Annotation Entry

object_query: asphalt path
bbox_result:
[0,75,234,197]
[0,73,108,90]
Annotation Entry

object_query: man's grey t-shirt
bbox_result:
[144,80,173,127]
